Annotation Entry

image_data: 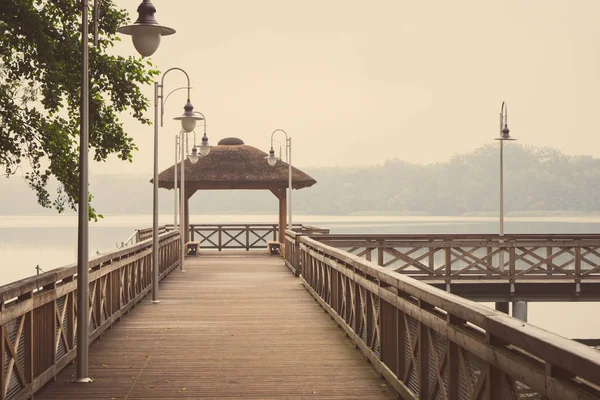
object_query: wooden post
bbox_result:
[279,190,287,245]
[245,226,250,251]
[486,333,506,399]
[269,188,287,245]
[184,191,191,243]
[447,315,461,400]
[397,309,406,382]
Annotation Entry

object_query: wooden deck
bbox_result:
[35,253,396,399]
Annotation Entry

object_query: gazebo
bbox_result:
[156,137,317,244]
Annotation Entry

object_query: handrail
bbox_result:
[137,223,330,251]
[308,233,600,284]
[0,231,180,400]
[296,235,600,399]
[116,230,139,248]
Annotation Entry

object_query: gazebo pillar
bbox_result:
[279,190,287,244]
[271,188,287,244]
[184,189,194,243]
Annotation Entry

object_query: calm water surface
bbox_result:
[1,214,599,339]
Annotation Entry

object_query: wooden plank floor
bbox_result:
[36,254,396,400]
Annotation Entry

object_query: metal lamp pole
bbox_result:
[495,102,515,272]
[75,0,91,382]
[119,4,201,301]
[151,70,202,292]
[178,113,210,270]
[266,129,293,230]
[75,0,175,383]
[174,134,179,229]
[180,130,186,271]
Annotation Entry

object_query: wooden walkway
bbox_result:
[35,253,396,399]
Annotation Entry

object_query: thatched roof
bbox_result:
[156,138,317,191]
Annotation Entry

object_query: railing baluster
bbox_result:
[218,226,222,251]
[418,301,429,399]
[246,226,250,251]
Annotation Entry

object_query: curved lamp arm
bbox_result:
[497,101,514,141]
[500,101,507,134]
[193,111,207,138]
[159,67,191,127]
[267,129,293,230]
[268,129,289,165]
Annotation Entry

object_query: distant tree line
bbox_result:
[292,144,600,216]
[2,144,600,216]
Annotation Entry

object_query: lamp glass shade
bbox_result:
[180,117,197,133]
[117,0,175,57]
[189,147,199,164]
[131,25,162,57]
[267,155,277,166]
[199,143,211,156]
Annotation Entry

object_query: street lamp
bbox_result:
[148,73,202,284]
[120,1,200,299]
[495,102,515,277]
[266,129,292,229]
[74,0,174,384]
[495,102,515,237]
[177,113,210,271]
[189,111,211,164]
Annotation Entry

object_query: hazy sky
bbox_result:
[96,0,600,176]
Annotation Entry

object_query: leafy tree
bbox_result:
[0,0,158,219]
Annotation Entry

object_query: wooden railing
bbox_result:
[137,225,170,242]
[187,224,284,250]
[295,235,600,400]
[165,224,331,251]
[311,234,600,285]
[0,231,180,400]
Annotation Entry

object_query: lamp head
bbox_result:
[496,101,516,141]
[173,100,203,133]
[266,147,277,166]
[117,0,175,57]
[189,146,199,164]
[496,124,516,141]
[199,133,211,156]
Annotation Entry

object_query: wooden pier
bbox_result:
[34,253,395,399]
[2,225,600,400]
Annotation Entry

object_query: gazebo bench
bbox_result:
[186,241,199,256]
[267,241,281,255]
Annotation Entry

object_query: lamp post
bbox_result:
[178,113,210,270]
[495,102,515,277]
[72,0,174,384]
[174,134,179,229]
[266,129,292,230]
[148,75,202,289]
[75,0,92,382]
[119,2,200,301]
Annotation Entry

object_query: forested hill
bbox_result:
[295,144,600,215]
[1,144,599,216]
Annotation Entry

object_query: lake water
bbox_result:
[1,213,599,339]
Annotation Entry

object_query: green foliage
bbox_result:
[0,0,159,220]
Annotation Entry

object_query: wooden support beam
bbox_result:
[270,188,286,244]
[184,189,195,243]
